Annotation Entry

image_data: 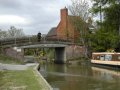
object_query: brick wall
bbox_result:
[56,7,80,42]
[4,48,24,60]
[56,8,68,40]
[66,45,85,60]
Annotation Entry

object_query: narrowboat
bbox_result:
[91,52,120,68]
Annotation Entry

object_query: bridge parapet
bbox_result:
[0,34,74,47]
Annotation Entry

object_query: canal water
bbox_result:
[39,63,120,90]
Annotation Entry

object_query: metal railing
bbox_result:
[0,34,74,46]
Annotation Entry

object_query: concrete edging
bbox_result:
[34,64,53,90]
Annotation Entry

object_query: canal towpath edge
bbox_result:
[34,63,53,90]
[0,63,53,90]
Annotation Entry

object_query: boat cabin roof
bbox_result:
[92,52,120,55]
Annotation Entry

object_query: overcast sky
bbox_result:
[0,0,92,35]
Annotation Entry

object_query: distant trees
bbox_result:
[0,26,25,39]
[69,0,89,21]
[90,0,120,52]
[92,0,120,32]
[8,26,25,38]
[89,29,119,52]
[0,29,7,38]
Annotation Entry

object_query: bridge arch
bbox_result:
[20,44,67,64]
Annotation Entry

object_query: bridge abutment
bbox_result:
[65,45,85,60]
[54,47,66,64]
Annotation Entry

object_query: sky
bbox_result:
[0,0,92,35]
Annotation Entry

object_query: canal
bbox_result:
[39,63,120,90]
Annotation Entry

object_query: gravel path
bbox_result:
[0,63,37,70]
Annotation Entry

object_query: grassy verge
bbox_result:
[0,67,43,90]
[0,54,24,64]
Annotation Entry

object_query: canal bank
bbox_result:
[0,63,53,90]
[34,64,53,90]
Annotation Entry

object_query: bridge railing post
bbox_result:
[57,35,60,44]
[28,35,31,44]
[42,34,47,43]
[15,37,16,45]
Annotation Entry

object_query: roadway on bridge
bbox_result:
[20,44,67,49]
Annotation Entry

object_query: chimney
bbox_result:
[60,7,68,40]
[60,7,68,22]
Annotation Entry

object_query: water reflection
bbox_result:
[39,64,120,90]
[92,67,120,82]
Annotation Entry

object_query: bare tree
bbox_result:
[69,0,89,21]
[69,0,90,58]
[7,26,25,38]
[0,26,25,39]
[0,29,7,38]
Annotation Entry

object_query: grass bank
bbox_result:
[0,54,23,64]
[0,67,48,90]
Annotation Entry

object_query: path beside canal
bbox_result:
[0,63,52,90]
[0,63,36,70]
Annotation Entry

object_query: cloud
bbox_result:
[0,0,91,35]
[0,15,30,25]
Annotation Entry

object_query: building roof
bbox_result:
[47,27,57,37]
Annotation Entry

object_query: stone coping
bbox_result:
[0,63,28,70]
[34,63,53,90]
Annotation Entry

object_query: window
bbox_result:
[97,56,100,59]
[118,56,120,60]
[100,55,105,60]
[105,54,112,61]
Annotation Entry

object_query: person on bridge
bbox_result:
[37,32,41,42]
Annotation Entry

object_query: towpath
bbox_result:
[0,63,36,70]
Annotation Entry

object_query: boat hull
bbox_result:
[91,60,120,68]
